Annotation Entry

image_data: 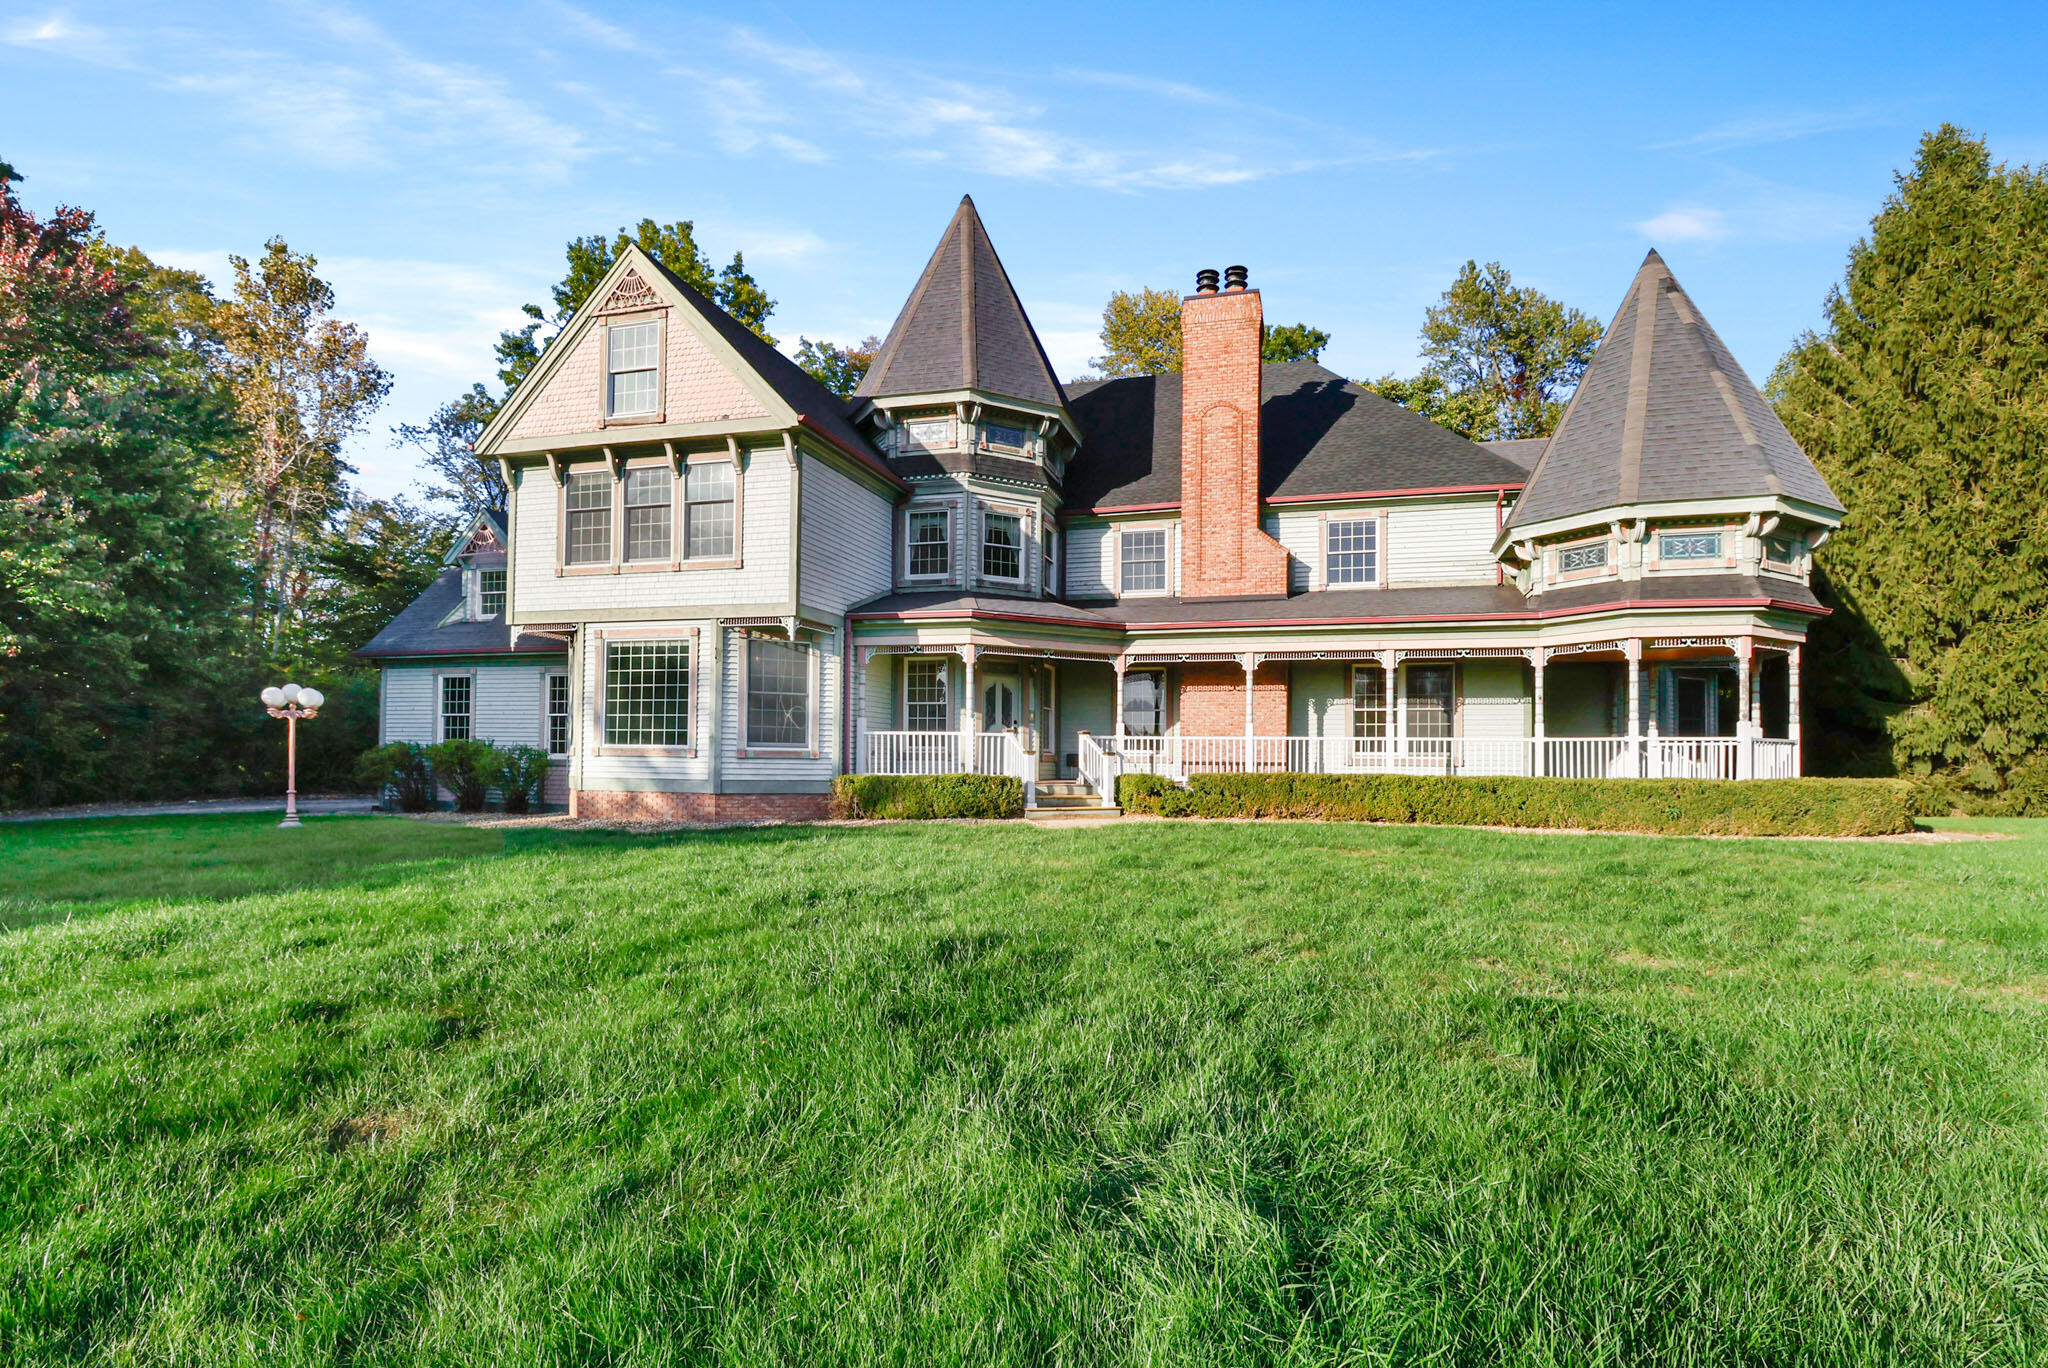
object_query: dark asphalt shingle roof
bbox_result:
[1537,573,1823,615]
[855,196,1068,411]
[1483,438,1547,471]
[356,568,567,660]
[1061,363,1529,511]
[1507,251,1843,531]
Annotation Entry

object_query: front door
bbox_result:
[983,677,1019,731]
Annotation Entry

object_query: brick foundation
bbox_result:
[1176,662,1289,735]
[568,789,833,823]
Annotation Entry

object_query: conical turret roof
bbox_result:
[1506,250,1841,531]
[855,195,1068,411]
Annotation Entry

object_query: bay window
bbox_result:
[982,510,1022,581]
[745,636,812,749]
[904,659,949,730]
[604,640,690,747]
[906,508,950,579]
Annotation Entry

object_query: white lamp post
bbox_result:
[261,683,325,828]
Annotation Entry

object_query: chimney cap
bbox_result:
[1194,268,1219,295]
[1224,264,1249,292]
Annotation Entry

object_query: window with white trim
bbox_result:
[1120,527,1168,593]
[906,509,950,578]
[546,673,571,755]
[604,640,689,747]
[1658,530,1722,561]
[606,321,660,418]
[745,636,812,748]
[1122,669,1165,738]
[1351,666,1387,740]
[440,675,471,741]
[1325,518,1376,586]
[904,659,949,731]
[1557,541,1608,574]
[904,417,952,452]
[982,511,1022,581]
[623,467,672,562]
[684,461,735,559]
[479,568,506,617]
[565,471,612,565]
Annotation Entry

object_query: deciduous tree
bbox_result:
[395,382,503,515]
[794,335,880,398]
[1409,260,1602,441]
[1090,287,1331,377]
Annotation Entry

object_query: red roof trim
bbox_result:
[849,593,1827,632]
[1263,482,1524,505]
[795,413,906,490]
[1074,500,1181,516]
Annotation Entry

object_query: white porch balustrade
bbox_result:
[862,729,1036,804]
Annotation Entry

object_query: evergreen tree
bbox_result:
[304,495,451,661]
[1773,125,2048,785]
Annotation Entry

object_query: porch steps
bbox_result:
[1027,780,1118,817]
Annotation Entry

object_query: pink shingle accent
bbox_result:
[666,321,769,424]
[509,329,602,440]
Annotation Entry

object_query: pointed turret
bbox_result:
[856,195,1068,411]
[1505,250,1842,534]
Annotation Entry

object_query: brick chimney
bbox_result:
[1179,266,1289,597]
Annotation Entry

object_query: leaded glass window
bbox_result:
[604,640,690,747]
[746,636,811,748]
[565,471,612,565]
[1558,541,1608,573]
[440,674,471,741]
[1659,531,1722,561]
[606,321,659,417]
[623,467,672,562]
[982,421,1026,452]
[904,418,952,451]
[906,509,950,578]
[1325,518,1376,585]
[904,659,949,731]
[684,461,735,559]
[982,511,1022,581]
[1120,527,1167,592]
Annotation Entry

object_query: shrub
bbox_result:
[831,773,1023,820]
[425,740,501,813]
[1116,772,1917,837]
[356,743,435,812]
[495,746,552,814]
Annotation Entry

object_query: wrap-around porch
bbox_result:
[854,635,1804,805]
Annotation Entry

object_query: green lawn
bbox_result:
[2,813,2046,1365]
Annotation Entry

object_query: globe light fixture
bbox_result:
[261,682,324,828]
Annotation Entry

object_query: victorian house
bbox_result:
[360,196,1842,817]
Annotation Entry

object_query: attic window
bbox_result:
[982,422,1026,453]
[479,569,506,616]
[606,321,660,418]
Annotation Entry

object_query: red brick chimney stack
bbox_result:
[1179,265,1289,597]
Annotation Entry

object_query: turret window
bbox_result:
[606,321,661,418]
[906,509,951,578]
[982,512,1023,581]
[1763,534,1801,570]
[1558,541,1608,574]
[1659,531,1722,561]
[982,422,1026,453]
[904,418,953,452]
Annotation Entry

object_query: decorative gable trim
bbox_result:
[597,268,662,315]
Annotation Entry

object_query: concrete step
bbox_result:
[1034,782,1095,797]
[1031,796,1104,808]
[1025,805,1122,822]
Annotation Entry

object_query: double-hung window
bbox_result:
[623,467,672,562]
[906,509,950,579]
[565,471,612,565]
[478,568,506,617]
[604,640,690,747]
[440,674,471,741]
[684,462,735,559]
[1121,669,1165,738]
[1352,667,1388,741]
[1120,527,1168,593]
[745,636,812,749]
[904,659,949,731]
[546,673,571,755]
[1325,518,1376,586]
[606,321,660,419]
[1658,530,1723,562]
[982,511,1023,582]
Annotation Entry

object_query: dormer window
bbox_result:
[479,569,506,616]
[606,321,661,418]
[982,421,1026,453]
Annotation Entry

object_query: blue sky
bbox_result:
[8,0,2045,497]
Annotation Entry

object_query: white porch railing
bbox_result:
[1077,732,1119,802]
[862,728,1035,804]
[1080,735,1796,785]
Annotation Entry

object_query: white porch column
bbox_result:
[1625,639,1643,777]
[853,646,868,774]
[1736,638,1754,780]
[1112,656,1128,748]
[1392,655,1408,764]
[960,646,978,768]
[1789,644,1803,775]
[1241,652,1257,769]
[1531,648,1546,777]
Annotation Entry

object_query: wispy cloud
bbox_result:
[1646,106,1890,153]
[1634,206,1728,242]
[1053,67,1237,107]
[0,11,135,64]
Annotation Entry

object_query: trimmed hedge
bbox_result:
[1115,772,1917,837]
[831,773,1024,820]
